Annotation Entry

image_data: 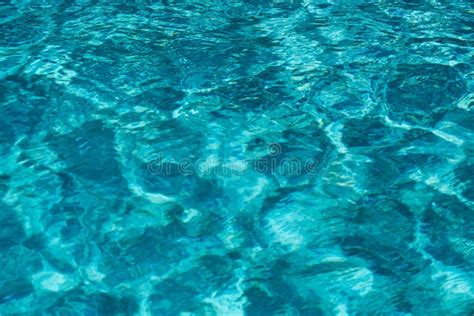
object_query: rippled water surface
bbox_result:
[1,1,474,315]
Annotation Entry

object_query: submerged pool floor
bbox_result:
[0,1,473,315]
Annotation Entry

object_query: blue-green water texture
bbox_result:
[1,1,474,315]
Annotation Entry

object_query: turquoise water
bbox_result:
[1,1,473,315]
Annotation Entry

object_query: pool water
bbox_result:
[0,1,473,315]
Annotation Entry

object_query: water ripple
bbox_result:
[0,1,473,315]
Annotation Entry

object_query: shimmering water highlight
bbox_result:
[0,1,473,315]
